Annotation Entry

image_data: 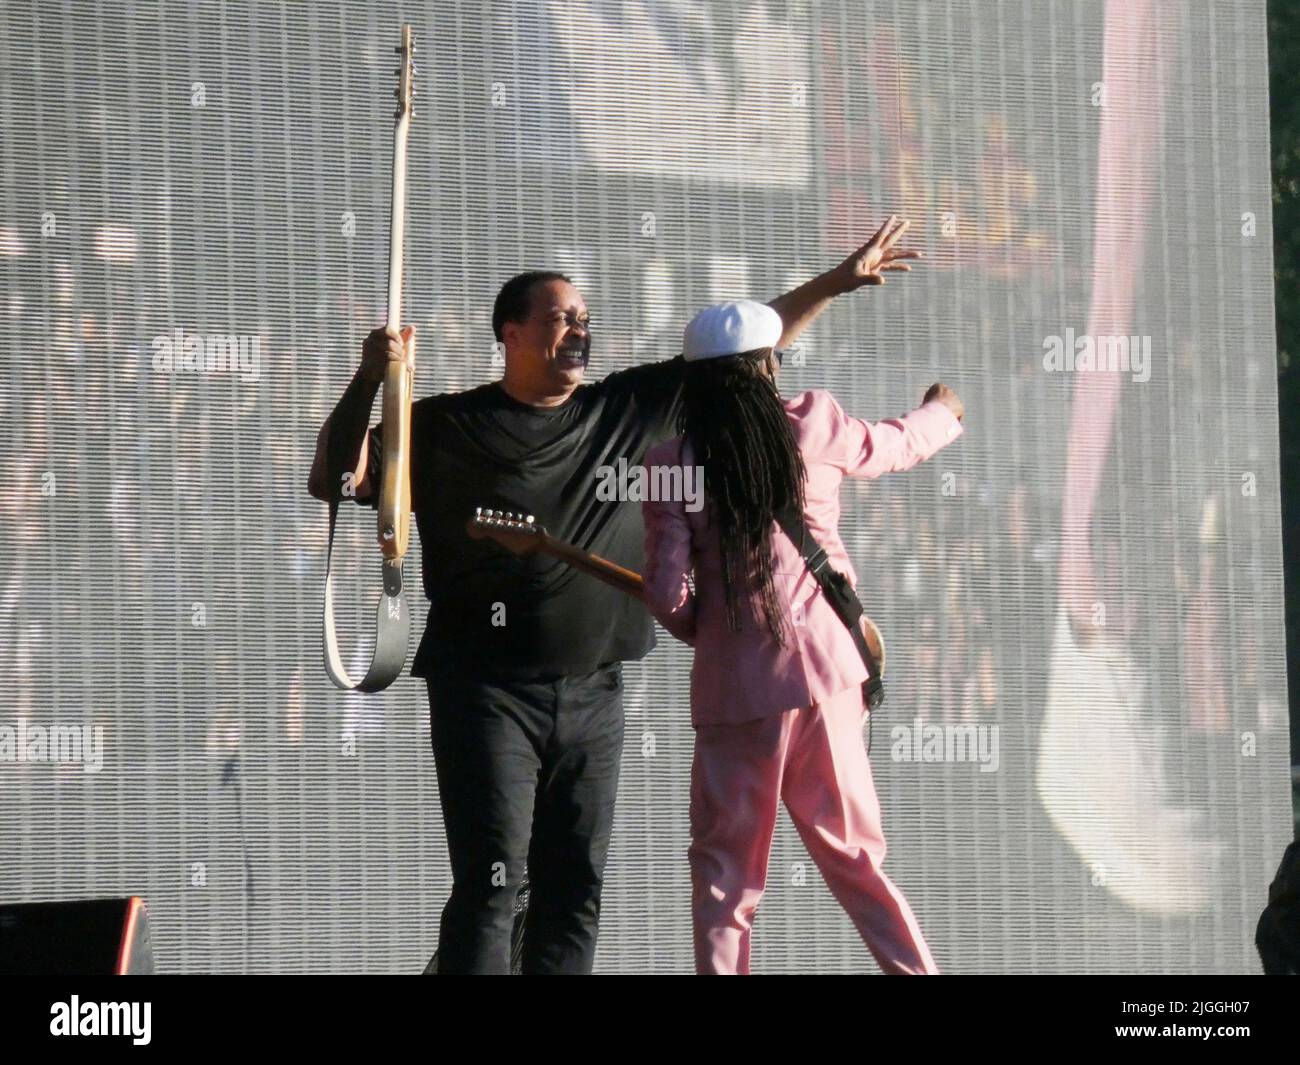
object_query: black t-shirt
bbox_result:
[362,356,686,680]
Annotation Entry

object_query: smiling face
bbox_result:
[500,278,592,394]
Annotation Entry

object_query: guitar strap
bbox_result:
[774,500,884,749]
[323,500,410,692]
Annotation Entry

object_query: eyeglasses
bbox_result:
[541,311,592,331]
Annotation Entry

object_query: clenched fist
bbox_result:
[923,382,963,421]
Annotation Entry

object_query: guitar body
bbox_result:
[860,614,886,678]
[378,357,413,559]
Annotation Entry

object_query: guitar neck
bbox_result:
[539,534,645,601]
[377,24,414,563]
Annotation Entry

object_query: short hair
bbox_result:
[492,271,573,342]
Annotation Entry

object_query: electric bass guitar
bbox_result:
[323,25,416,692]
[464,507,886,674]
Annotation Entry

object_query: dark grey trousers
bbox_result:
[425,663,624,975]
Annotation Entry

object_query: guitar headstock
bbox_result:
[466,507,547,556]
[395,24,415,122]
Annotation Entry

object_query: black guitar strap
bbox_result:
[774,501,884,748]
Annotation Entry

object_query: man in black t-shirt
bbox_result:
[370,343,686,681]
[306,223,919,973]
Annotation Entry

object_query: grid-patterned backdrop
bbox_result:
[0,0,1289,973]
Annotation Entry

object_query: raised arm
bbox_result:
[766,214,921,350]
[307,325,415,501]
[828,383,965,479]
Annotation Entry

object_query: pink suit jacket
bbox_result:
[642,389,963,728]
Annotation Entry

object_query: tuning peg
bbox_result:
[525,515,535,525]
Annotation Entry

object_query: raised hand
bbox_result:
[834,215,923,291]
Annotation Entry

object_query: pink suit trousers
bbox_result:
[690,685,939,975]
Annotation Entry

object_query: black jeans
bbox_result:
[425,662,625,974]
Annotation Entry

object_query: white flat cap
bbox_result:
[682,299,783,362]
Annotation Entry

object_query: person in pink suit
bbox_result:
[642,297,965,975]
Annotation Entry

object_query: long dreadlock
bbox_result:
[678,348,807,644]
